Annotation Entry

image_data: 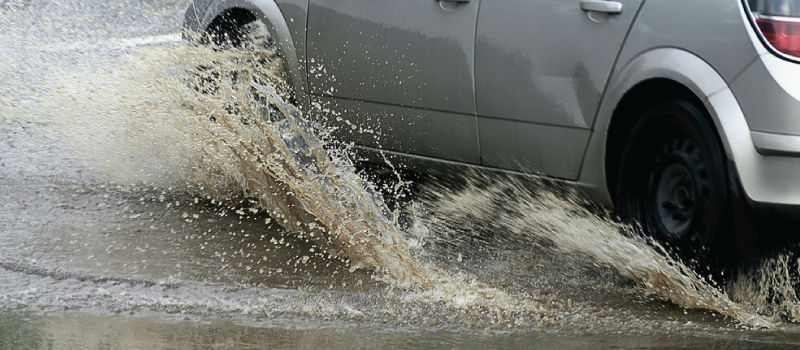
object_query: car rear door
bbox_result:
[475,0,643,178]
[307,0,482,163]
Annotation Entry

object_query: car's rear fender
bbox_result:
[579,48,755,208]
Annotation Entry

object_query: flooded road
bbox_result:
[3,0,800,348]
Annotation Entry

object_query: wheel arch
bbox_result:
[579,47,751,208]
[190,0,309,108]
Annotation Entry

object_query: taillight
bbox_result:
[754,16,800,58]
[747,0,800,60]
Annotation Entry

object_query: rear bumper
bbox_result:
[749,133,800,210]
[725,51,800,209]
[751,131,800,156]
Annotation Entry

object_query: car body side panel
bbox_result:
[192,0,310,109]
[609,0,758,94]
[475,0,644,129]
[316,97,482,164]
[730,52,800,136]
[305,0,481,162]
[306,0,479,114]
[479,119,590,178]
[474,0,642,179]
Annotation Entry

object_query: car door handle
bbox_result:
[439,0,470,3]
[579,0,623,14]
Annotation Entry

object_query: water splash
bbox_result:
[1,10,428,288]
[414,172,773,328]
[728,253,800,323]
[176,33,429,289]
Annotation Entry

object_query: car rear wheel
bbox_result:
[616,100,731,266]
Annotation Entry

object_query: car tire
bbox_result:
[616,100,731,266]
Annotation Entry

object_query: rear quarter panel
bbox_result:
[578,0,760,206]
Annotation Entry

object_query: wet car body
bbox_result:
[184,0,800,260]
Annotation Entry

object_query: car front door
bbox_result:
[306,0,481,163]
[475,0,643,178]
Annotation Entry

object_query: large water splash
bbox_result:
[175,31,430,289]
[415,173,774,328]
[1,10,429,288]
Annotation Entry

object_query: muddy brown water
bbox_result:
[3,0,800,348]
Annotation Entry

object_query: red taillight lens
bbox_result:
[754,16,800,58]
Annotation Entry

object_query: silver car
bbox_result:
[184,0,800,263]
